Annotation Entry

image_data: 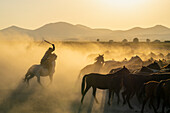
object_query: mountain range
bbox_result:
[0,22,170,41]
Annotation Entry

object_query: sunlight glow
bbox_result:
[99,0,146,10]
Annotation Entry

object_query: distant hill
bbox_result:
[0,22,170,41]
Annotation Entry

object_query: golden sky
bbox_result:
[0,0,170,30]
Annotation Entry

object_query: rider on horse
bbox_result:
[24,42,57,86]
[40,43,57,72]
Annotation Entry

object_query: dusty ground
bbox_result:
[0,41,169,113]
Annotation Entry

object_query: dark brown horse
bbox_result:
[81,66,130,105]
[122,72,170,109]
[157,79,170,113]
[141,81,159,113]
[122,73,151,109]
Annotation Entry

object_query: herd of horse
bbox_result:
[23,51,170,113]
[79,54,170,113]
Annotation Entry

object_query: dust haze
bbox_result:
[0,36,169,113]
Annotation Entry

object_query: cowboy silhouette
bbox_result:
[40,43,56,71]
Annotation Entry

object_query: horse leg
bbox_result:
[81,85,91,103]
[148,102,152,109]
[150,99,158,113]
[115,90,120,105]
[126,92,133,109]
[24,72,30,82]
[48,74,53,86]
[36,75,43,87]
[92,87,98,103]
[162,101,166,113]
[136,91,142,104]
[111,91,114,102]
[49,75,53,83]
[122,90,127,105]
[141,97,149,113]
[108,89,113,105]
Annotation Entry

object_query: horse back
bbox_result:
[28,64,41,73]
[85,73,121,89]
[85,74,111,89]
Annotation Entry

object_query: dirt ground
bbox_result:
[0,41,169,113]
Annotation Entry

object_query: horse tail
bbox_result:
[156,80,165,109]
[81,75,87,95]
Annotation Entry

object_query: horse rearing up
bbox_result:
[81,66,130,105]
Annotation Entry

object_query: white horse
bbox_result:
[24,54,57,86]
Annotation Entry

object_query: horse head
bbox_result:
[122,66,131,74]
[95,54,104,64]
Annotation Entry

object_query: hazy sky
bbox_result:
[0,0,170,30]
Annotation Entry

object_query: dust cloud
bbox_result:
[0,39,97,113]
[0,38,169,113]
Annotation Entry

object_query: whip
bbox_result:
[44,39,53,45]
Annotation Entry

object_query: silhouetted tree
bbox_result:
[122,39,128,43]
[97,39,100,42]
[133,38,139,43]
[164,40,170,43]
[146,39,150,42]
